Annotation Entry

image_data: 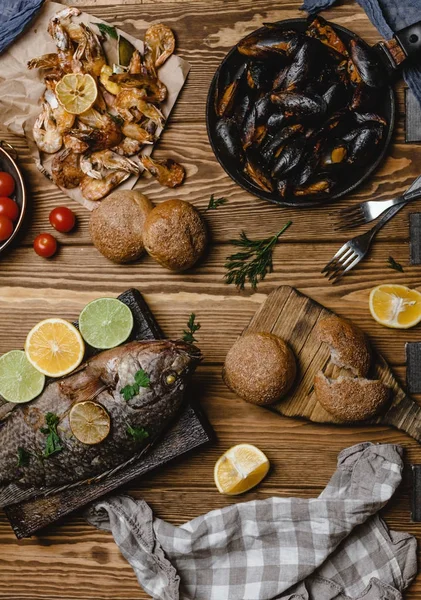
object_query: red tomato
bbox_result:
[33,233,57,258]
[0,197,19,222]
[49,206,76,233]
[0,172,15,197]
[0,216,14,242]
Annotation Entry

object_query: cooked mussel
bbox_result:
[322,82,348,113]
[354,112,387,126]
[271,91,326,120]
[320,141,348,167]
[216,64,247,117]
[235,93,252,127]
[246,62,275,91]
[260,124,304,163]
[350,83,379,111]
[238,29,299,58]
[348,39,385,88]
[267,111,287,131]
[242,105,267,149]
[346,124,383,165]
[307,16,348,57]
[271,135,307,178]
[294,178,333,196]
[215,118,244,164]
[244,156,274,192]
[293,138,322,186]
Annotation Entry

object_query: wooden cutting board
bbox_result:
[4,289,214,539]
[244,286,421,441]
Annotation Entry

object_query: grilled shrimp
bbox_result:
[44,81,75,133]
[27,53,60,70]
[80,150,140,179]
[80,170,132,201]
[73,23,106,77]
[33,104,63,153]
[113,136,145,156]
[115,89,165,127]
[51,149,84,188]
[109,72,167,103]
[144,23,175,68]
[139,155,185,187]
[121,122,154,144]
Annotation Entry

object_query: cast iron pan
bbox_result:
[206,18,395,208]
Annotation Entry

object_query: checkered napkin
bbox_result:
[86,443,417,600]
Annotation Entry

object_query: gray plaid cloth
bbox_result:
[86,443,417,600]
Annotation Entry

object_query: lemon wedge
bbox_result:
[69,401,110,445]
[369,284,421,329]
[56,73,98,114]
[25,318,85,377]
[214,443,269,495]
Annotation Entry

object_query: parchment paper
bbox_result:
[0,1,190,210]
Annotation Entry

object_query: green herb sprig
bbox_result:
[121,368,150,402]
[207,194,227,210]
[17,447,30,467]
[183,313,201,343]
[388,256,404,272]
[97,23,118,40]
[127,425,149,442]
[225,221,292,289]
[40,413,63,458]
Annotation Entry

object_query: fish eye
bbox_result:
[165,372,177,385]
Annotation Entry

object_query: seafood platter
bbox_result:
[26,6,187,208]
[207,16,395,207]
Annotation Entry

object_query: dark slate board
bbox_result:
[406,342,421,394]
[411,465,421,522]
[4,289,214,538]
[410,213,421,265]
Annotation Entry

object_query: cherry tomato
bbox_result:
[0,216,14,242]
[0,172,15,197]
[0,197,19,222]
[33,233,57,258]
[49,206,76,233]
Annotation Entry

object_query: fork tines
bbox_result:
[333,205,366,231]
[321,243,360,284]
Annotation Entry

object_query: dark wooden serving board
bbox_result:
[244,286,421,441]
[4,289,214,539]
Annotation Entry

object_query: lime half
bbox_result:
[0,350,45,403]
[79,298,134,349]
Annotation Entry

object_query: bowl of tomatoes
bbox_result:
[0,142,26,253]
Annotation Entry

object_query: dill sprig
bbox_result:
[183,313,201,343]
[387,256,404,272]
[207,194,228,210]
[224,221,292,290]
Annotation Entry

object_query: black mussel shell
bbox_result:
[271,91,327,120]
[306,15,349,58]
[294,177,333,196]
[255,94,273,124]
[238,29,298,58]
[260,124,304,164]
[215,63,247,117]
[235,93,253,128]
[348,39,386,88]
[244,153,274,192]
[267,111,287,131]
[322,81,349,113]
[246,62,275,91]
[215,118,244,165]
[346,124,383,164]
[271,135,307,178]
[293,138,322,186]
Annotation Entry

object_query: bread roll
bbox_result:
[314,371,389,422]
[223,332,296,406]
[315,316,371,377]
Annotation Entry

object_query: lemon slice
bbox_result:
[214,443,269,495]
[56,73,98,115]
[69,401,110,445]
[79,298,134,349]
[369,284,421,329]
[0,350,45,403]
[25,318,85,377]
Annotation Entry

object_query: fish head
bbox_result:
[116,340,202,414]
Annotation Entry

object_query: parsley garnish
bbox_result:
[40,412,63,458]
[17,447,30,467]
[127,425,149,442]
[97,23,118,40]
[387,256,404,272]
[225,221,292,289]
[207,194,227,210]
[121,368,150,401]
[183,313,201,343]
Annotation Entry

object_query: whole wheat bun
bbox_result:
[315,316,371,377]
[89,190,154,263]
[142,199,207,272]
[223,332,296,405]
[314,371,389,422]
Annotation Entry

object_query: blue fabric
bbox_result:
[0,0,45,55]
[301,0,421,108]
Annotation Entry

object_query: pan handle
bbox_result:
[395,21,421,60]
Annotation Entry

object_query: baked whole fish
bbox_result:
[0,339,201,507]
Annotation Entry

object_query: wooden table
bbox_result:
[1,0,421,598]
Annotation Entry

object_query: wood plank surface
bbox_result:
[1,0,421,598]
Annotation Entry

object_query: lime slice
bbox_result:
[118,35,136,67]
[0,350,45,403]
[79,298,134,349]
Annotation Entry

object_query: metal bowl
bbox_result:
[206,18,395,208]
[0,142,26,252]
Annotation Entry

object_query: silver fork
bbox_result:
[322,202,405,284]
[335,175,421,230]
